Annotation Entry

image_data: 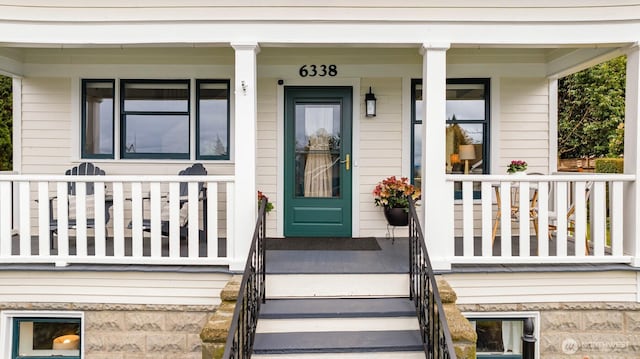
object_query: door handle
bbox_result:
[341,154,350,171]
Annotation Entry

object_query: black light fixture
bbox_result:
[365,87,377,117]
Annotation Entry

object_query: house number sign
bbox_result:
[299,64,338,77]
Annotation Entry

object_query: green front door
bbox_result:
[284,86,352,237]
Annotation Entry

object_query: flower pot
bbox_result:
[508,171,527,176]
[383,206,409,227]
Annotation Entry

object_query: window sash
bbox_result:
[196,79,231,160]
[411,78,491,188]
[81,79,115,159]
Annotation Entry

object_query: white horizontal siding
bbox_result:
[0,271,231,305]
[499,77,549,174]
[20,78,72,174]
[444,271,638,304]
[257,77,278,237]
[358,78,405,237]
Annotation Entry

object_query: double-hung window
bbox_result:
[81,79,230,160]
[412,78,490,197]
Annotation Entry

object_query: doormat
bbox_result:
[266,237,381,251]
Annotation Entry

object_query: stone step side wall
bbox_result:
[459,302,640,359]
[1,302,215,359]
[437,277,478,359]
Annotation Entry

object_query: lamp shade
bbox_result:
[458,145,475,160]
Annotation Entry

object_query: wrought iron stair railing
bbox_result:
[408,197,457,359]
[222,197,268,359]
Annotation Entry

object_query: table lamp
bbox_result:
[458,145,475,174]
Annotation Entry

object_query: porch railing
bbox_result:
[448,174,635,264]
[0,174,235,266]
[222,197,267,359]
[408,197,456,359]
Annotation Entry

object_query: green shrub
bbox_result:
[594,158,624,173]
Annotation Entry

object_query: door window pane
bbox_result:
[121,80,190,159]
[294,103,341,198]
[82,80,114,158]
[198,81,230,159]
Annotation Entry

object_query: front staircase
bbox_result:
[251,237,426,358]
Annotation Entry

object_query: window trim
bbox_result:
[410,78,492,185]
[81,79,115,160]
[120,79,191,160]
[1,311,84,359]
[196,79,231,160]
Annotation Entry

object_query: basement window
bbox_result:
[2,312,83,359]
[468,317,531,359]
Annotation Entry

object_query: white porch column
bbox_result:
[231,42,260,271]
[624,43,640,267]
[420,43,453,271]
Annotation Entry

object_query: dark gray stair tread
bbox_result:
[253,330,423,354]
[260,298,416,319]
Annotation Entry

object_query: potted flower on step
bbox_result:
[372,176,421,226]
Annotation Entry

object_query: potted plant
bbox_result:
[372,176,421,226]
[507,160,528,175]
[257,191,274,213]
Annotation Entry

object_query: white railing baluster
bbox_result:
[94,181,106,256]
[611,181,623,256]
[112,182,125,257]
[481,182,492,256]
[555,182,568,257]
[188,182,199,258]
[37,182,50,257]
[573,182,587,257]
[500,182,512,257]
[462,181,474,257]
[0,181,12,257]
[130,182,143,258]
[227,182,235,262]
[75,182,88,257]
[169,182,180,258]
[537,181,549,256]
[56,182,69,257]
[518,181,530,257]
[19,182,30,256]
[150,182,162,258]
[592,182,606,256]
[207,182,219,259]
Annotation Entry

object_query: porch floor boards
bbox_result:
[266,237,408,274]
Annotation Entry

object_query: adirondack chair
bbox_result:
[135,163,208,237]
[49,162,112,247]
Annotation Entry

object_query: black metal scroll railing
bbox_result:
[222,197,268,359]
[408,197,457,359]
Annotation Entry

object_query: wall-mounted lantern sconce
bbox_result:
[365,87,377,117]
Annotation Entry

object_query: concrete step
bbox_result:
[266,273,410,298]
[252,330,423,356]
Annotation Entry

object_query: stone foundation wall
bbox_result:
[459,302,640,359]
[0,302,217,359]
